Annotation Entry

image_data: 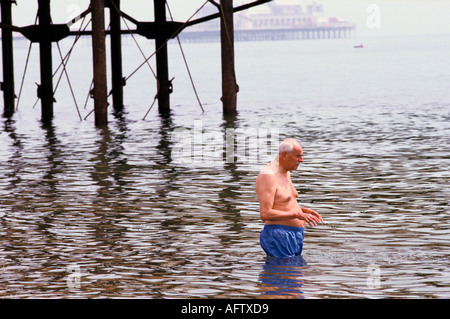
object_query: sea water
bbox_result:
[0,34,449,298]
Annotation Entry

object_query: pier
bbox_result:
[180,25,355,42]
[180,1,355,42]
[0,0,271,125]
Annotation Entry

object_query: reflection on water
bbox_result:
[1,102,449,298]
[259,256,307,299]
[1,36,450,298]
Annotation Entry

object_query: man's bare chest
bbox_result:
[274,177,298,203]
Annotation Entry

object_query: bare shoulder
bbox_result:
[255,163,276,191]
[257,163,275,179]
[260,163,275,175]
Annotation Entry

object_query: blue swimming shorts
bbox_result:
[260,225,305,258]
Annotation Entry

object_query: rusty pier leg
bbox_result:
[154,0,171,115]
[220,0,238,115]
[38,0,54,123]
[107,0,124,113]
[1,0,16,117]
[91,0,108,126]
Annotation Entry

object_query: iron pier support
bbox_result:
[37,0,54,123]
[91,0,108,126]
[1,0,16,117]
[154,0,171,115]
[220,0,238,115]
[107,0,124,112]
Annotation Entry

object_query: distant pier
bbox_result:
[180,25,355,42]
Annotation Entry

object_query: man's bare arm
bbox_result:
[256,173,323,226]
[288,174,323,225]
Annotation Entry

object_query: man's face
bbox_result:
[282,144,304,171]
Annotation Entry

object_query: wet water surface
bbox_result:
[1,35,449,298]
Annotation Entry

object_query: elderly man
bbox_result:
[255,138,323,258]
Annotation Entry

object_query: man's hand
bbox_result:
[297,207,323,227]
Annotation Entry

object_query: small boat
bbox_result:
[354,44,364,48]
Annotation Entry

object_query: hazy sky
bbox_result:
[10,0,450,37]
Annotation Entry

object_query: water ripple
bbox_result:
[1,37,450,298]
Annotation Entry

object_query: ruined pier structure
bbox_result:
[0,0,270,125]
